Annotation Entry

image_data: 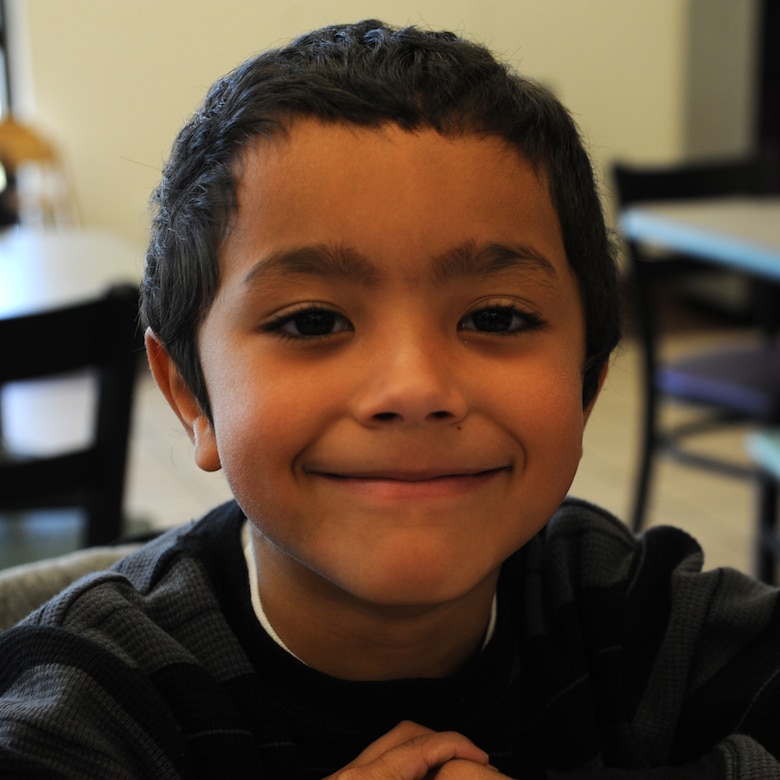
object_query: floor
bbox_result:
[572,329,755,574]
[0,325,760,576]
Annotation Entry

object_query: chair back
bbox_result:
[614,152,780,346]
[0,284,141,546]
[613,154,780,536]
[613,152,780,207]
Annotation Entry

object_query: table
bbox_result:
[747,430,780,479]
[619,196,780,279]
[0,227,144,454]
[0,227,143,318]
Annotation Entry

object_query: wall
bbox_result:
[5,0,745,245]
[684,0,761,159]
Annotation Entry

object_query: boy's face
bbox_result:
[156,120,599,612]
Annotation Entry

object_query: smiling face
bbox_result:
[150,120,598,643]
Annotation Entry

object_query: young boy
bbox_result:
[1,19,779,779]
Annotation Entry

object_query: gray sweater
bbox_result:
[1,498,779,778]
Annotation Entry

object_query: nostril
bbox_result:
[372,410,453,422]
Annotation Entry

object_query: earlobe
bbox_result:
[144,329,222,473]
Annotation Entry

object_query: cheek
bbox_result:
[494,356,587,467]
[209,371,333,508]
[538,362,588,434]
[216,386,288,454]
[492,345,585,419]
[214,412,297,534]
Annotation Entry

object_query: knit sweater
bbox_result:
[1,498,779,778]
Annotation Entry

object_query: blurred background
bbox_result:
[2,0,772,243]
[0,0,778,573]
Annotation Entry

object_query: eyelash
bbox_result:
[262,304,353,341]
[261,301,546,340]
[458,301,545,336]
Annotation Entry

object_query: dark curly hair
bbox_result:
[142,19,620,419]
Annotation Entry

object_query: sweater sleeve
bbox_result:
[664,565,780,777]
[619,533,780,777]
[0,623,191,778]
[0,505,263,779]
[547,736,780,779]
[535,501,780,778]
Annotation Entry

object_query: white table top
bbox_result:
[619,196,780,280]
[746,430,780,479]
[0,227,144,319]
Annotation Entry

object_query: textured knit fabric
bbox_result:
[0,544,140,630]
[1,497,779,778]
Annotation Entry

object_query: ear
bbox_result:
[583,361,609,426]
[144,329,222,473]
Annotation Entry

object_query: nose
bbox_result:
[352,335,469,427]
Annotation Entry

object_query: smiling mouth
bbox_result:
[311,466,510,499]
[323,467,507,481]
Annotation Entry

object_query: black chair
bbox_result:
[746,430,780,584]
[0,285,141,547]
[613,154,780,548]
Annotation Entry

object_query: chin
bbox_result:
[334,550,499,610]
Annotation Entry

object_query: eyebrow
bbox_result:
[433,241,557,285]
[243,245,381,286]
[242,240,558,287]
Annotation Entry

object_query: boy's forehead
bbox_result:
[226,119,566,282]
[236,118,545,194]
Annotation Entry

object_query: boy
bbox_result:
[1,19,779,779]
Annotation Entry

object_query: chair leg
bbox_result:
[85,498,124,548]
[757,473,778,586]
[631,390,658,534]
[631,442,654,534]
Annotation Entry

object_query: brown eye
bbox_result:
[264,306,353,339]
[459,305,543,334]
[471,308,514,332]
[291,310,339,336]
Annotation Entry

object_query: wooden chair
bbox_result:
[0,285,141,547]
[746,430,780,585]
[613,154,780,535]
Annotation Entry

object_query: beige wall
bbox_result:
[684,0,760,159]
[5,0,753,245]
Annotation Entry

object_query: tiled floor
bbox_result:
[0,331,760,575]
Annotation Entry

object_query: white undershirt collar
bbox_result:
[242,521,498,666]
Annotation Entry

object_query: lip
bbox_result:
[309,466,510,500]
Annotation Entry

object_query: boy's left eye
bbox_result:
[459,304,542,334]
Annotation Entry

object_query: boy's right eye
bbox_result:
[262,305,353,339]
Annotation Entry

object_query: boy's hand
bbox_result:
[324,720,508,779]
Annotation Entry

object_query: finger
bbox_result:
[431,758,503,778]
[330,730,491,780]
[348,721,436,766]
[409,731,491,769]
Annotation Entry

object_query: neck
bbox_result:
[250,534,499,681]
